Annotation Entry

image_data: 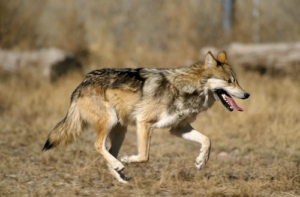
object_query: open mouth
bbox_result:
[215,89,244,112]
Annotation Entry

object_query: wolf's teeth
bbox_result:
[222,94,228,103]
[222,94,226,100]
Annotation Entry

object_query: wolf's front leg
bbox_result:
[170,124,211,170]
[121,121,152,163]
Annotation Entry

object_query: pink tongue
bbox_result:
[225,95,244,111]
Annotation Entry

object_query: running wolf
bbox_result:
[43,51,250,183]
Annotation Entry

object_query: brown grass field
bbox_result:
[0,64,300,197]
[1,1,300,196]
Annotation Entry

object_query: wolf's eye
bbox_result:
[227,79,232,83]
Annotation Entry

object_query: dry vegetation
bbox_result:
[1,1,300,196]
[0,63,300,197]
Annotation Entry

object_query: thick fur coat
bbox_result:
[43,51,250,183]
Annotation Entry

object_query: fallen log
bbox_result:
[0,48,83,81]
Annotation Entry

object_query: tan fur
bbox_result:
[217,51,227,64]
[43,51,250,183]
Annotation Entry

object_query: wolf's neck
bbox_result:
[162,65,207,95]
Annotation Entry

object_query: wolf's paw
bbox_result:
[110,161,125,172]
[195,152,210,170]
[107,163,129,184]
[116,172,130,184]
[121,155,133,163]
[121,155,147,163]
[120,155,130,163]
[119,172,131,183]
[195,159,206,170]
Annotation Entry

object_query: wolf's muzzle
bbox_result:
[243,92,250,99]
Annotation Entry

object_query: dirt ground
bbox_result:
[0,65,300,197]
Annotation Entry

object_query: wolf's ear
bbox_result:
[204,51,217,68]
[217,51,227,64]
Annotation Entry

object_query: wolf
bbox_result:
[43,51,250,183]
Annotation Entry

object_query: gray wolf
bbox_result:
[43,51,250,183]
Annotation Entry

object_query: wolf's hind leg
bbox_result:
[97,122,129,183]
[121,121,152,163]
[170,124,211,170]
[94,122,125,172]
[108,123,127,158]
[106,163,129,183]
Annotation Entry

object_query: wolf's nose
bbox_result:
[244,93,250,99]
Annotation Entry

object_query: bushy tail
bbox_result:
[42,102,85,151]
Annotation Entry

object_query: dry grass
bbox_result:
[0,64,300,197]
[1,1,300,196]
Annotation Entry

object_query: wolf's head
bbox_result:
[203,51,250,112]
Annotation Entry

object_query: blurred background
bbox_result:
[1,1,300,196]
[0,0,300,73]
